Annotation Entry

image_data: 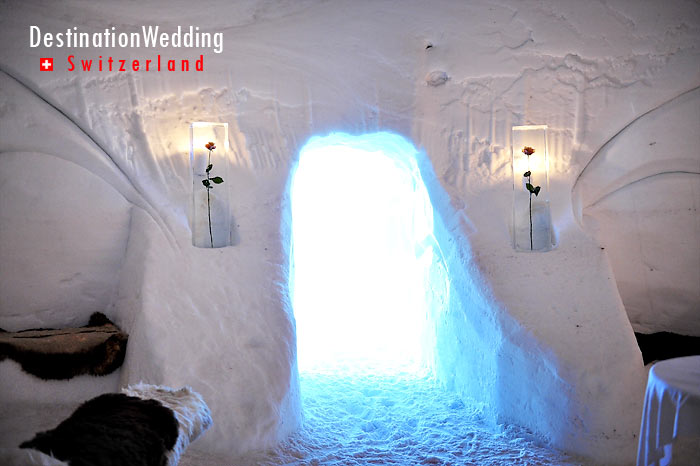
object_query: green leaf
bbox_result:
[206,164,213,173]
[211,176,224,184]
[523,170,531,177]
[526,183,534,193]
[202,179,210,188]
[534,186,541,196]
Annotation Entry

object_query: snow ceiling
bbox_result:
[0,0,698,464]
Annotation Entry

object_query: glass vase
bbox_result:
[190,122,230,248]
[512,125,552,252]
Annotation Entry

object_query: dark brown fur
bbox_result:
[0,312,127,380]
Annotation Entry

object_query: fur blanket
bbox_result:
[17,384,212,466]
[0,313,127,380]
[122,383,213,466]
[20,393,179,466]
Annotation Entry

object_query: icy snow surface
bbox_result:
[0,372,586,466]
[181,370,586,466]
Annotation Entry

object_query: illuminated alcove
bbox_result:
[289,132,448,375]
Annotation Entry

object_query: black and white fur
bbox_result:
[17,384,212,466]
[20,393,178,466]
[122,383,213,466]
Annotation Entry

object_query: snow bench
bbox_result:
[0,313,127,380]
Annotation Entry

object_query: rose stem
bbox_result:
[207,148,214,248]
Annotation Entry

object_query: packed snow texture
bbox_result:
[0,374,587,466]
[577,88,700,335]
[184,371,589,466]
[1,0,699,464]
[0,152,132,331]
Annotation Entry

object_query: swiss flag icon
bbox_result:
[40,57,53,71]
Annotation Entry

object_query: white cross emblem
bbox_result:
[41,58,52,70]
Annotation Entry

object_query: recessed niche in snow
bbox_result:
[290,132,448,374]
[190,122,231,248]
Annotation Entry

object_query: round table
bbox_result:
[637,355,700,466]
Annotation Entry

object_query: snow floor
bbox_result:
[183,370,593,466]
[0,371,593,466]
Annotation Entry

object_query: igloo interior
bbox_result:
[0,1,699,465]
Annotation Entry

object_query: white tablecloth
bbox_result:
[637,355,700,466]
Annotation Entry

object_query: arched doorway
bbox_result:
[290,132,447,374]
[279,132,576,465]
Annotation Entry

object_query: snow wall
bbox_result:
[1,0,698,463]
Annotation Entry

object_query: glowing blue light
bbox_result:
[290,132,446,374]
